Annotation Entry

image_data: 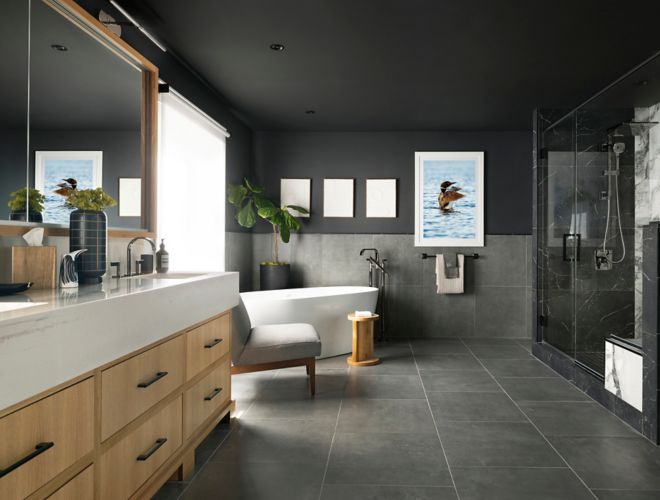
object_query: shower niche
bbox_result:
[534,50,660,441]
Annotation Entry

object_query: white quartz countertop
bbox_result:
[0,272,239,411]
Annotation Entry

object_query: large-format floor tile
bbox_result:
[452,467,594,500]
[415,353,483,371]
[211,419,335,464]
[593,490,660,499]
[467,343,533,359]
[498,377,591,402]
[320,484,457,500]
[481,358,559,377]
[325,432,452,486]
[421,370,501,393]
[410,339,471,355]
[427,392,526,422]
[549,436,660,490]
[349,344,418,375]
[181,460,325,500]
[437,421,564,467]
[241,396,341,422]
[343,374,426,399]
[337,399,436,434]
[268,368,348,398]
[520,402,637,437]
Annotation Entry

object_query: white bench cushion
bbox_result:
[235,323,321,366]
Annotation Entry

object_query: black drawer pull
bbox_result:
[204,338,223,349]
[204,387,223,401]
[137,371,168,388]
[136,438,167,461]
[0,441,54,478]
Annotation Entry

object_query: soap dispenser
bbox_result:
[156,239,169,273]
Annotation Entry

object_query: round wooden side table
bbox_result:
[346,313,380,366]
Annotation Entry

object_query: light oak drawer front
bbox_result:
[48,465,94,500]
[184,357,231,438]
[100,396,182,500]
[186,313,231,380]
[0,379,94,500]
[101,335,184,440]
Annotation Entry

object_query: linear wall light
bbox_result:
[109,0,167,52]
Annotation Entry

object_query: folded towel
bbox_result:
[436,254,465,294]
[354,310,373,317]
[444,251,459,278]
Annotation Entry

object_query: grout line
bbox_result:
[410,340,462,500]
[460,339,599,499]
[317,399,343,500]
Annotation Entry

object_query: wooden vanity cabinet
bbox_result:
[0,310,234,500]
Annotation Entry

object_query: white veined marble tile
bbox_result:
[604,340,643,411]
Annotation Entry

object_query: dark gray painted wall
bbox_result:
[253,131,532,234]
[0,130,28,220]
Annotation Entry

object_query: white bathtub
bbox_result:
[240,286,379,358]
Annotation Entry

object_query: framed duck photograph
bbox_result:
[414,151,484,247]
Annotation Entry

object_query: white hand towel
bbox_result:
[436,254,465,294]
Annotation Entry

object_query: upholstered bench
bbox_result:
[232,299,322,396]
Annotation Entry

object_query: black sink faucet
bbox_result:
[126,237,157,276]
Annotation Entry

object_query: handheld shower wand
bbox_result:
[601,142,626,265]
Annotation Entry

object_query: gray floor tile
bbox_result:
[467,343,533,359]
[316,355,351,371]
[211,419,335,464]
[349,344,418,375]
[181,460,324,500]
[549,436,660,490]
[266,369,348,400]
[421,370,501,392]
[462,337,527,346]
[427,392,526,422]
[499,377,591,402]
[452,467,594,500]
[481,358,560,377]
[437,421,564,467]
[152,481,188,500]
[410,339,471,355]
[321,484,457,500]
[593,491,660,499]
[344,374,426,399]
[520,402,638,437]
[337,399,437,434]
[325,432,452,486]
[517,339,533,353]
[194,426,230,470]
[415,353,484,371]
[241,396,342,422]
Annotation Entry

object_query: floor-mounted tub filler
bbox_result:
[240,286,379,358]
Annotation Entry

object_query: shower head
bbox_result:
[608,121,658,136]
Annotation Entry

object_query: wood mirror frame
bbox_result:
[0,0,158,239]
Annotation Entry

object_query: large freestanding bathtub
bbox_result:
[240,286,379,358]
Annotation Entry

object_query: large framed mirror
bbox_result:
[0,0,157,237]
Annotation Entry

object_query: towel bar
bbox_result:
[421,253,479,259]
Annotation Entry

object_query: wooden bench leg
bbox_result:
[308,358,316,396]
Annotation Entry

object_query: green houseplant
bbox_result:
[66,188,117,284]
[228,178,308,289]
[8,188,45,222]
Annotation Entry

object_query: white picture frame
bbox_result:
[34,150,103,225]
[280,178,311,217]
[323,178,354,218]
[366,178,397,218]
[119,177,142,217]
[414,151,484,247]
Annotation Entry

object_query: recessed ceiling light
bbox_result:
[269,43,285,51]
[51,44,68,52]
[305,110,316,115]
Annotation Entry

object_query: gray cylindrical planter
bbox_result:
[69,210,107,284]
[260,264,290,290]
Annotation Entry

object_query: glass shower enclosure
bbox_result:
[537,53,660,375]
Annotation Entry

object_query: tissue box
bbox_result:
[11,246,57,289]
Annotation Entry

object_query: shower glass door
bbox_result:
[539,113,577,360]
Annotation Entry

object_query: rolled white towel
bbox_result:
[354,310,373,317]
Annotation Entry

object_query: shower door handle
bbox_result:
[562,233,581,262]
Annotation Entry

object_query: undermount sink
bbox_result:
[125,272,206,280]
[0,301,47,313]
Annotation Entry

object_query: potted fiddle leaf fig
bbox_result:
[228,178,309,290]
[8,188,45,222]
[65,188,117,284]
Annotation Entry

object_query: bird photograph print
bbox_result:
[35,151,103,224]
[414,151,484,247]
